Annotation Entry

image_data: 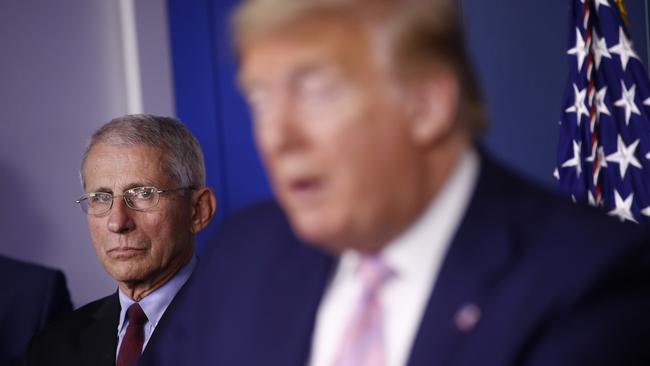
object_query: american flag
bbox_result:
[556,0,650,226]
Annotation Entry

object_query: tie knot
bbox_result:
[357,255,393,291]
[126,303,148,326]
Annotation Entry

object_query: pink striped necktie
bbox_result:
[333,255,394,366]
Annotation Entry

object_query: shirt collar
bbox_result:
[117,256,197,332]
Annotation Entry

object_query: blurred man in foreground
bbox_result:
[26,114,216,366]
[144,0,650,365]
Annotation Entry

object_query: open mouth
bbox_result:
[287,177,324,202]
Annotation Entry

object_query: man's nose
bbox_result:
[107,197,136,233]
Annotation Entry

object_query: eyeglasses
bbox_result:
[75,186,190,215]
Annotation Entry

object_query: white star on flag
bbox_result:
[562,140,582,177]
[567,28,588,71]
[643,97,650,107]
[553,168,559,180]
[605,136,642,178]
[609,27,641,71]
[641,206,650,217]
[608,190,638,223]
[566,84,589,126]
[592,31,611,69]
[594,86,610,118]
[614,81,641,125]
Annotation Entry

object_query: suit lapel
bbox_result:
[80,292,120,366]
[407,153,515,366]
[254,241,335,366]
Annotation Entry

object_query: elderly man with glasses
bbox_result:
[24,114,216,366]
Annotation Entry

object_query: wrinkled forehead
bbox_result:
[81,143,171,191]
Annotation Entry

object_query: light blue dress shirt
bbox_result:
[115,256,196,359]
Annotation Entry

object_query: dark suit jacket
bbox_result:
[0,256,72,366]
[24,293,119,366]
[25,269,193,366]
[143,153,650,366]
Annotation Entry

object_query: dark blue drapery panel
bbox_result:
[167,0,272,251]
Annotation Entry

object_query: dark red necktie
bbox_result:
[116,303,148,366]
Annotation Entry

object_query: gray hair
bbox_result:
[80,114,206,189]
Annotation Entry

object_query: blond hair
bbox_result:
[231,0,486,136]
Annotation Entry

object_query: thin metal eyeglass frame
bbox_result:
[75,186,191,215]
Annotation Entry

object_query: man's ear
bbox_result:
[407,70,460,147]
[189,187,217,234]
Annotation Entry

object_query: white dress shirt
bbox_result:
[308,149,480,366]
[116,256,196,359]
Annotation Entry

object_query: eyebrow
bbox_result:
[88,182,157,194]
[239,62,337,91]
[290,64,336,82]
